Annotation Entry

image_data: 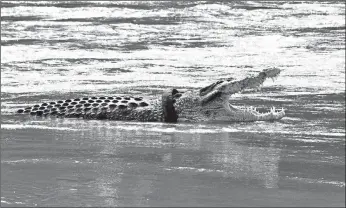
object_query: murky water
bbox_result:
[1,1,345,207]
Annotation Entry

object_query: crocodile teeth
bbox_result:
[270,106,275,113]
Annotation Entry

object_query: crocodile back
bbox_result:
[17,96,163,122]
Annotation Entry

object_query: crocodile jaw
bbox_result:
[223,103,286,122]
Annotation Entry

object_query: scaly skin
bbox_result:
[16,68,285,122]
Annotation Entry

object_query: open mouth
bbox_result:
[220,68,285,121]
[227,103,286,121]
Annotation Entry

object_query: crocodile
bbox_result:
[16,68,285,123]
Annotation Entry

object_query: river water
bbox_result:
[1,1,345,207]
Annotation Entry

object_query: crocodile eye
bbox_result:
[172,89,179,95]
[173,93,182,99]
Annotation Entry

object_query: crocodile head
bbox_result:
[168,68,285,122]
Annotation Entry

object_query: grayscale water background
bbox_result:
[1,1,345,207]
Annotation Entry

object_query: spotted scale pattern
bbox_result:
[17,96,163,122]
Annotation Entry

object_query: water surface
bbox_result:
[1,1,345,207]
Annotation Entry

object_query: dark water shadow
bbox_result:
[53,16,182,26]
[1,15,47,21]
